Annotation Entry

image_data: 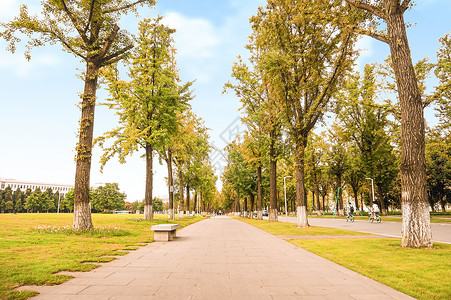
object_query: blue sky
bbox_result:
[0,0,450,203]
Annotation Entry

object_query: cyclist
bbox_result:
[371,202,379,218]
[346,202,354,222]
[347,202,354,217]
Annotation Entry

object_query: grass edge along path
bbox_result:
[0,213,203,300]
[234,216,372,236]
[235,217,451,300]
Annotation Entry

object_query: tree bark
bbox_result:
[178,168,184,218]
[249,193,255,219]
[244,197,248,218]
[257,165,263,220]
[186,184,190,213]
[386,5,432,247]
[166,150,174,221]
[352,185,359,211]
[295,136,309,227]
[144,143,153,220]
[73,60,99,230]
[194,193,198,214]
[315,184,321,213]
[377,185,388,216]
[269,137,278,222]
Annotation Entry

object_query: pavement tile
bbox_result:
[350,293,406,300]
[79,285,158,296]
[33,295,110,300]
[229,284,274,298]
[127,278,165,287]
[16,285,88,295]
[65,276,134,286]
[56,271,113,278]
[26,216,414,299]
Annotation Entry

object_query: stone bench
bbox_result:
[151,224,180,242]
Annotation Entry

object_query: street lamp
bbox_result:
[365,177,375,205]
[284,176,292,218]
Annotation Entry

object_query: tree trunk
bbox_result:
[352,186,359,211]
[315,184,321,212]
[244,197,248,218]
[257,165,263,220]
[249,193,255,219]
[337,178,344,216]
[386,6,432,247]
[295,136,309,227]
[178,168,184,218]
[73,61,99,230]
[194,193,198,214]
[200,192,203,214]
[377,185,388,216]
[269,137,278,222]
[144,143,153,220]
[166,150,174,221]
[186,184,190,213]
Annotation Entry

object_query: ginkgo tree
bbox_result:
[225,50,284,221]
[250,0,358,227]
[346,0,433,248]
[97,17,192,220]
[0,0,155,230]
[172,111,210,217]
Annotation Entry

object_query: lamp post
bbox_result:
[365,177,375,205]
[284,176,292,218]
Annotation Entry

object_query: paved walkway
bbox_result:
[19,216,413,299]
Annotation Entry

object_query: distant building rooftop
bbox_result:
[0,178,74,195]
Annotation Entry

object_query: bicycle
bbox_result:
[346,212,354,222]
[368,212,381,223]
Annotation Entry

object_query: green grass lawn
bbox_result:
[0,213,203,300]
[292,238,451,299]
[237,217,451,300]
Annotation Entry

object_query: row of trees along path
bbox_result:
[1,1,216,226]
[225,0,437,248]
[1,0,156,230]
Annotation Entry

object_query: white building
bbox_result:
[0,178,73,196]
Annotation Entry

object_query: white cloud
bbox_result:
[0,0,17,19]
[163,12,221,59]
[0,0,41,21]
[354,35,374,71]
[0,52,60,78]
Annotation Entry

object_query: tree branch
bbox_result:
[59,0,89,44]
[99,24,119,59]
[103,0,149,14]
[358,28,389,44]
[306,32,354,130]
[102,50,131,67]
[345,0,386,20]
[102,44,133,65]
[83,0,96,35]
[400,0,412,13]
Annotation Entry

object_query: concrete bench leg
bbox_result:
[169,230,177,240]
[154,231,170,242]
